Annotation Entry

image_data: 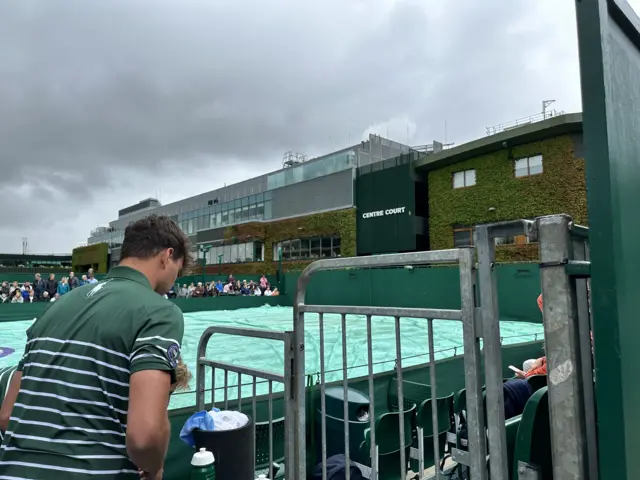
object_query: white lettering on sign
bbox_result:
[361,207,406,219]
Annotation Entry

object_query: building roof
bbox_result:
[414,112,583,172]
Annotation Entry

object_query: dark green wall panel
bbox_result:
[284,263,542,323]
[356,163,417,255]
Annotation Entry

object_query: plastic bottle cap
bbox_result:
[191,448,215,467]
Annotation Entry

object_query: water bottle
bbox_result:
[191,448,216,480]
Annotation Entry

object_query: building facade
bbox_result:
[416,112,586,261]
[87,134,412,271]
[83,113,587,273]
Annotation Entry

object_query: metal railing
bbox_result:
[196,325,296,479]
[292,249,488,480]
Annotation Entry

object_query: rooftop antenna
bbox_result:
[542,100,556,118]
[22,237,28,255]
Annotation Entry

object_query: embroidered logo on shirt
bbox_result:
[86,280,112,298]
[166,343,180,369]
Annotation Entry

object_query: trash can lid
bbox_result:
[191,448,215,466]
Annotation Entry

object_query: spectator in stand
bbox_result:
[179,284,189,298]
[33,273,46,300]
[10,290,23,304]
[240,280,251,295]
[271,288,280,296]
[264,286,273,296]
[9,282,19,296]
[45,273,58,299]
[193,282,205,297]
[253,285,261,296]
[68,271,79,290]
[222,282,232,295]
[86,268,98,284]
[21,285,30,301]
[259,275,268,295]
[187,282,195,297]
[215,280,224,294]
[81,274,89,285]
[57,277,70,296]
[25,289,36,303]
[42,291,50,301]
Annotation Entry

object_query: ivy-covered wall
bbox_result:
[428,134,587,261]
[201,208,356,275]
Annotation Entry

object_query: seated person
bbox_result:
[503,378,534,420]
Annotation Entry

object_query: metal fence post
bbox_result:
[458,247,488,480]
[537,215,588,480]
[476,225,508,480]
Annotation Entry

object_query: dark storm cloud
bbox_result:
[0,0,581,246]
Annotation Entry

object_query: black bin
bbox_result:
[315,387,370,464]
[193,415,255,480]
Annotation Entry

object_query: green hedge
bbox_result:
[428,134,587,261]
[190,208,357,277]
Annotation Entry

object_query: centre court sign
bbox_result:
[361,207,407,219]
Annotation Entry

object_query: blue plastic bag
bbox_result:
[179,409,219,448]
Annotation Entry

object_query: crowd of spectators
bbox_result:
[2,271,278,303]
[0,269,98,304]
[168,274,280,298]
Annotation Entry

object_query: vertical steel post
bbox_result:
[476,225,509,480]
[538,215,588,480]
[458,247,488,480]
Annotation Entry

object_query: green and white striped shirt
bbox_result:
[0,266,184,479]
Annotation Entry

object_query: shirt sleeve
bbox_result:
[17,323,36,372]
[130,303,185,383]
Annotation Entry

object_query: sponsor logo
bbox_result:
[361,207,407,219]
[166,343,180,369]
[86,280,112,298]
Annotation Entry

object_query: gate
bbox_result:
[291,249,492,480]
[476,217,597,480]
[196,326,296,479]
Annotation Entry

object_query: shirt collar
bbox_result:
[106,266,152,289]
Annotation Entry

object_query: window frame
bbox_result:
[514,154,543,178]
[452,169,476,189]
[452,225,475,247]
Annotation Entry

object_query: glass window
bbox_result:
[210,215,217,229]
[228,209,235,224]
[249,204,257,220]
[281,240,291,260]
[299,239,310,259]
[241,196,249,207]
[290,239,300,259]
[256,192,264,202]
[321,237,332,257]
[264,200,272,220]
[453,169,476,188]
[242,206,249,221]
[310,237,321,258]
[216,212,222,227]
[332,236,341,257]
[515,155,543,177]
[264,190,273,201]
[453,226,475,247]
[224,245,231,263]
[234,199,241,209]
[257,202,265,219]
[235,207,241,223]
[249,194,257,204]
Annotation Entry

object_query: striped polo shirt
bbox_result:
[0,266,184,479]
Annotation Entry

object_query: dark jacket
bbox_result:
[503,379,534,420]
[69,276,79,290]
[312,455,364,480]
[33,278,46,297]
[45,279,58,297]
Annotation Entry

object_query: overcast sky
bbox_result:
[1,0,637,254]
